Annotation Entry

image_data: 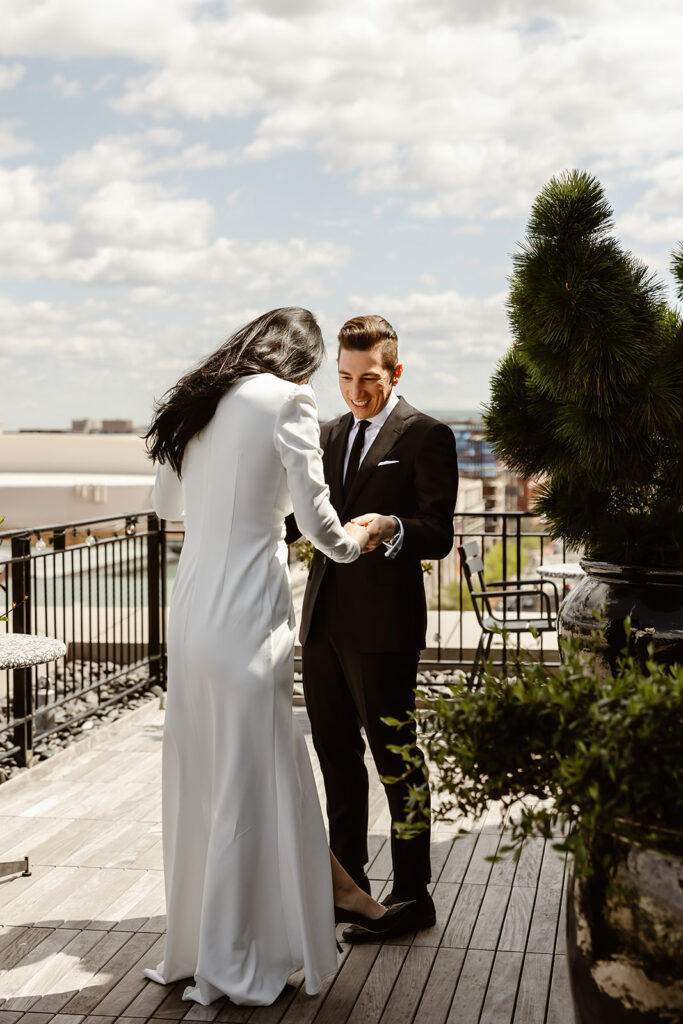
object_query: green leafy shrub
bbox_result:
[391,627,683,876]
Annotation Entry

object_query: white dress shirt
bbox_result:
[343,390,404,558]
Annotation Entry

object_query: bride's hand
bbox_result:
[344,521,370,552]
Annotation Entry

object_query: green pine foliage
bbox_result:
[485,170,683,566]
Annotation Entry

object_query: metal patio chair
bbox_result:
[458,540,559,688]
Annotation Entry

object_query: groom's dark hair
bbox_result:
[337,315,398,372]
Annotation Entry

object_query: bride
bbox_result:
[143,308,412,1007]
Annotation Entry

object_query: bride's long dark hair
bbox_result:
[146,307,325,474]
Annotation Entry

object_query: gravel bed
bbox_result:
[2,666,465,782]
[0,661,160,783]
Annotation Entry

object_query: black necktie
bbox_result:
[344,419,369,497]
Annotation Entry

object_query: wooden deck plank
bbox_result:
[346,945,408,1024]
[0,816,71,862]
[149,978,193,1019]
[545,955,576,1024]
[367,841,393,883]
[469,885,511,950]
[364,835,386,875]
[60,931,159,1014]
[377,945,437,1024]
[278,948,351,1024]
[526,888,563,955]
[6,1014,56,1024]
[538,845,566,889]
[440,884,486,948]
[429,840,453,884]
[21,820,101,868]
[0,866,54,917]
[412,947,465,1024]
[445,948,494,1023]
[117,969,178,1018]
[479,950,524,1024]
[132,839,164,871]
[0,927,80,1006]
[311,945,380,1024]
[0,927,55,975]
[17,929,106,1013]
[1,697,583,1024]
[18,930,132,1014]
[463,832,500,885]
[512,952,553,1024]
[182,994,230,1021]
[2,867,94,927]
[0,925,29,959]
[55,869,148,930]
[512,839,544,888]
[92,933,167,1016]
[497,886,535,953]
[214,997,254,1022]
[412,881,459,948]
[0,1011,23,1024]
[89,869,163,933]
[555,881,569,956]
[438,834,477,885]
[248,979,301,1024]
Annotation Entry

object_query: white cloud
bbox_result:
[0,120,35,159]
[0,61,24,89]
[0,158,350,290]
[0,166,46,218]
[51,72,81,97]
[3,1,682,226]
[54,129,230,191]
[618,156,683,250]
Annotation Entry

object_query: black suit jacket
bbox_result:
[292,396,459,652]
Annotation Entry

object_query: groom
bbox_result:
[294,314,459,941]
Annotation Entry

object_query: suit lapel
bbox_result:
[341,396,414,516]
[325,412,354,512]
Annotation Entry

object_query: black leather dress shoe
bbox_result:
[340,900,416,944]
[380,892,436,930]
[340,900,421,944]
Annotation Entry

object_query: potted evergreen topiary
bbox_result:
[484,170,683,672]
[392,631,683,1023]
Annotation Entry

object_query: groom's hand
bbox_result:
[350,513,397,553]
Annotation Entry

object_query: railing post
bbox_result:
[11,534,33,766]
[147,514,164,687]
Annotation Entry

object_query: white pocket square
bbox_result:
[378,459,400,466]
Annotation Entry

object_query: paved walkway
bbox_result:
[0,701,576,1024]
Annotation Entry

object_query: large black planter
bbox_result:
[557,561,683,676]
[567,843,683,1024]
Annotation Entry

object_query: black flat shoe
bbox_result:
[339,900,416,942]
[334,904,384,925]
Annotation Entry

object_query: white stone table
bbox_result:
[0,633,66,670]
[0,632,66,879]
[537,561,586,580]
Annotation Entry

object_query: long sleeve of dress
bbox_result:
[274,385,360,564]
[151,460,185,521]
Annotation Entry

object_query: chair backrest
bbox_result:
[457,541,495,625]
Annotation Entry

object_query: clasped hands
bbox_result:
[344,513,396,554]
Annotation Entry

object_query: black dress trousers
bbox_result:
[302,569,431,899]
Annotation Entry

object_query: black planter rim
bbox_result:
[580,559,683,588]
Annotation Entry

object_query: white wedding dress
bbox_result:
[145,373,360,1006]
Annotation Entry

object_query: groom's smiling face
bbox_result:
[338,346,403,420]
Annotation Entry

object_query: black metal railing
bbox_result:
[1,512,166,768]
[1,508,578,770]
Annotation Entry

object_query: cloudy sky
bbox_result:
[1,0,682,429]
